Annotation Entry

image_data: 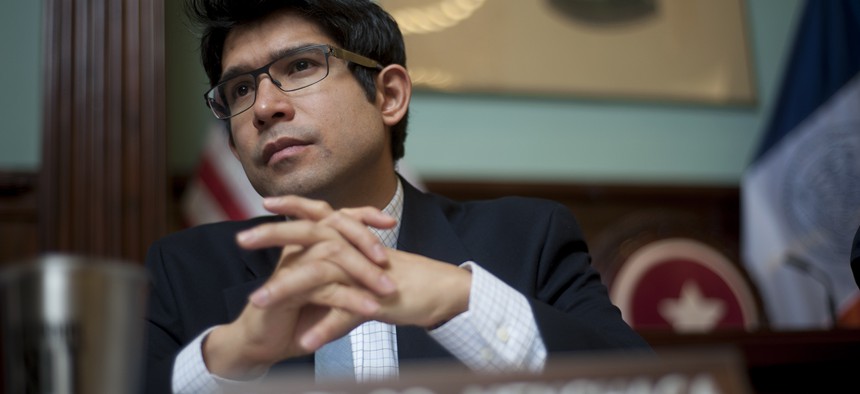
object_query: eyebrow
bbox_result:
[218,43,326,83]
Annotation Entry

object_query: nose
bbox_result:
[252,76,295,131]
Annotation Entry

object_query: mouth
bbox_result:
[261,136,312,166]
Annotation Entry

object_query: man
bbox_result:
[144,1,650,393]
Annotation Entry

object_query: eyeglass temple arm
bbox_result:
[331,47,384,70]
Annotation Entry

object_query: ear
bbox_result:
[376,64,411,127]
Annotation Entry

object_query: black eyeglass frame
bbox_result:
[203,44,385,120]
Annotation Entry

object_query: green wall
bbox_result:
[2,0,804,187]
[0,0,42,170]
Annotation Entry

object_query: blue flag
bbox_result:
[741,0,860,329]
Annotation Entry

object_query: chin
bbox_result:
[261,177,326,200]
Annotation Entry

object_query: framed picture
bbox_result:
[377,0,756,105]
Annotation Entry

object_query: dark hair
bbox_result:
[185,0,409,160]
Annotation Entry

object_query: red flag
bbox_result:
[181,124,269,226]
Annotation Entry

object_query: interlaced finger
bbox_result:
[251,239,395,310]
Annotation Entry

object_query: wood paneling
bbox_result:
[423,180,740,257]
[0,172,38,266]
[40,0,167,263]
[11,162,741,269]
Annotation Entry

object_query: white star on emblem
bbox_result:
[659,281,725,332]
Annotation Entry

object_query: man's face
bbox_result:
[221,11,395,208]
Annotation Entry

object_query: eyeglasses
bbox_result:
[204,44,384,119]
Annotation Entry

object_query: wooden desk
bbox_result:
[240,347,752,394]
[642,329,860,393]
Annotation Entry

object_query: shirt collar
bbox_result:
[370,177,403,249]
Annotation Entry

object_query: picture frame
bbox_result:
[377,0,756,106]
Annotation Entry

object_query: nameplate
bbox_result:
[227,346,750,394]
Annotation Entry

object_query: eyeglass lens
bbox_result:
[207,46,331,119]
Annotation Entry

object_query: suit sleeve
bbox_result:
[528,204,650,353]
[141,242,183,394]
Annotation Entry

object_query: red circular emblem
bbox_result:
[611,238,761,332]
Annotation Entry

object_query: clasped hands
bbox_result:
[202,195,471,379]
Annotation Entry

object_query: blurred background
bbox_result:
[1,0,858,392]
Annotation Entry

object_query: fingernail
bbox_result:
[250,287,270,307]
[363,299,380,314]
[263,197,280,205]
[300,332,321,351]
[379,275,396,293]
[237,229,255,243]
[373,244,387,262]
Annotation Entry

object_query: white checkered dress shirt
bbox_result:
[172,179,546,393]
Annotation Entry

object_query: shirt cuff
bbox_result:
[428,262,547,373]
[173,326,222,394]
[173,326,268,394]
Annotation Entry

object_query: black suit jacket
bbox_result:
[143,179,649,393]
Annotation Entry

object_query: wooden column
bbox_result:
[40,0,166,263]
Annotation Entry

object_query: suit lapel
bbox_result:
[397,179,471,266]
[222,217,284,321]
[396,179,472,360]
